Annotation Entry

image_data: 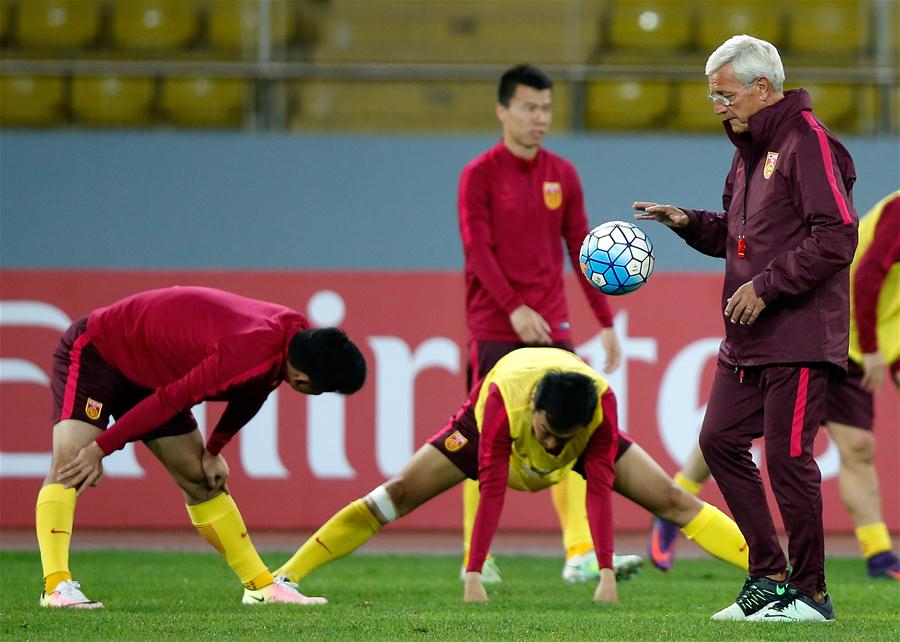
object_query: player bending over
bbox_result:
[38,286,366,608]
[275,348,749,603]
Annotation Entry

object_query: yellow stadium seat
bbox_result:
[294,0,325,49]
[312,0,602,64]
[0,0,11,44]
[605,0,692,53]
[161,77,246,128]
[585,80,669,130]
[0,75,66,126]
[71,76,155,126]
[791,82,877,134]
[696,1,784,54]
[786,1,869,60]
[206,0,294,54]
[890,1,900,58]
[893,84,900,133]
[111,0,198,52]
[290,80,573,133]
[16,0,101,49]
[670,80,722,132]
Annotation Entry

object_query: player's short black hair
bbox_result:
[288,328,366,394]
[533,371,598,433]
[498,64,553,107]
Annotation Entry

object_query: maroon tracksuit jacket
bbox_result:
[676,90,858,370]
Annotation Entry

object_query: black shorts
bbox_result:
[50,317,197,441]
[824,361,874,430]
[466,339,576,391]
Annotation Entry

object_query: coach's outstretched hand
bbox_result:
[593,568,618,604]
[58,441,105,496]
[463,571,488,603]
[633,202,689,228]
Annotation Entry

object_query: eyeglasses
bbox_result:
[707,92,739,107]
[707,78,761,107]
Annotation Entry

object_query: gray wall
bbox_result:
[1,131,897,271]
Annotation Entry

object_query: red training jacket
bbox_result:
[86,286,308,455]
[458,141,613,342]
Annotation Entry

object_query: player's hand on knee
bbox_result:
[201,449,230,492]
[57,441,106,496]
[593,568,618,604]
[463,572,488,603]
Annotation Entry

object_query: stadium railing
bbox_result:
[0,0,897,134]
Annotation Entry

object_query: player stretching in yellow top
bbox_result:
[275,348,749,603]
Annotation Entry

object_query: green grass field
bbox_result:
[2,551,898,641]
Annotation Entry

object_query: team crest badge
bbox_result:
[444,430,468,453]
[763,151,779,180]
[543,182,562,210]
[85,398,103,421]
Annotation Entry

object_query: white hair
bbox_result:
[705,34,785,91]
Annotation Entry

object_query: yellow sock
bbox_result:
[673,472,702,496]
[856,522,892,558]
[186,492,272,590]
[681,502,749,571]
[462,479,480,566]
[550,472,593,557]
[275,499,382,582]
[35,484,76,593]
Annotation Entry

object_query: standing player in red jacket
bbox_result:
[636,35,858,622]
[38,286,366,608]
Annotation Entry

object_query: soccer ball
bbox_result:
[579,221,655,295]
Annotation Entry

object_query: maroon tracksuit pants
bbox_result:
[699,361,830,597]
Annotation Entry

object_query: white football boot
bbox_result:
[563,551,642,583]
[459,557,502,584]
[40,579,103,609]
[242,576,328,605]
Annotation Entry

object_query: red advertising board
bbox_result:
[1,270,897,534]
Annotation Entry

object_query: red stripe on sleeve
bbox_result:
[61,333,91,419]
[790,367,810,458]
[800,112,853,224]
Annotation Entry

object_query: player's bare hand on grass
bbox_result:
[202,449,230,492]
[593,568,618,604]
[509,305,552,345]
[633,202,688,228]
[724,281,765,325]
[463,572,488,603]
[860,351,887,393]
[58,441,105,495]
[599,327,622,373]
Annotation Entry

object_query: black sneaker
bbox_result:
[711,576,789,621]
[749,588,836,622]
